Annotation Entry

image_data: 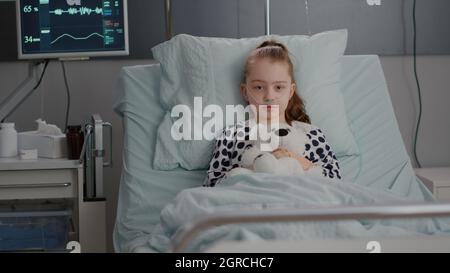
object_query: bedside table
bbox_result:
[415,167,450,201]
[0,157,106,252]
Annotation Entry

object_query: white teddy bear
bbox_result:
[229,126,324,177]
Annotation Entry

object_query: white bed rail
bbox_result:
[171,202,450,252]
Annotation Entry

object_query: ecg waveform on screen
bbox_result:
[50,32,104,45]
[50,7,103,16]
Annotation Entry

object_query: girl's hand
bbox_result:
[296,156,313,171]
[272,148,313,170]
[271,148,292,159]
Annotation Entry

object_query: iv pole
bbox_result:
[264,0,271,35]
[164,0,173,40]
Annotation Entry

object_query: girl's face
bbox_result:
[241,57,295,124]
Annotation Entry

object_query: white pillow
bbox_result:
[152,29,359,170]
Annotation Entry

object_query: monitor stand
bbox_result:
[0,62,39,122]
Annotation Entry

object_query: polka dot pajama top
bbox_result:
[204,120,342,187]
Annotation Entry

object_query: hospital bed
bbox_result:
[112,54,450,253]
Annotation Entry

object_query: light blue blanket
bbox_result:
[147,174,450,252]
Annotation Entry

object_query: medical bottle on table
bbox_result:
[66,125,84,160]
[0,123,18,157]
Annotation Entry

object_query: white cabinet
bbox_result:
[415,167,450,201]
[0,157,106,252]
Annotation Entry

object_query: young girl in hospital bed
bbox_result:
[204,40,342,187]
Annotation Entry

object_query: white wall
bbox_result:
[380,55,450,167]
[0,55,449,251]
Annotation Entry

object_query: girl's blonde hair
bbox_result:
[243,40,311,125]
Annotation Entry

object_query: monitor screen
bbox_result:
[16,0,129,59]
